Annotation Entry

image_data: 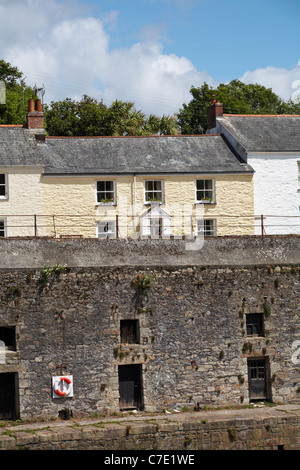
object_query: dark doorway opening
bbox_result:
[0,373,19,420]
[118,364,144,410]
[248,358,271,402]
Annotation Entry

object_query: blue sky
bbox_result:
[0,0,299,115]
[95,0,300,80]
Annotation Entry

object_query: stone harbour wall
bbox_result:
[0,236,299,421]
[0,407,300,450]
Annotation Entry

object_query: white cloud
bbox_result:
[0,0,215,115]
[6,0,299,117]
[101,41,214,115]
[239,61,300,102]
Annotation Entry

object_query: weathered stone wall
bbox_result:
[0,408,300,450]
[0,235,299,269]
[0,236,299,420]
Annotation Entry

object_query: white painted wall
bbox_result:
[248,153,300,235]
[0,167,44,237]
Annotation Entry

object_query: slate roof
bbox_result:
[218,115,300,153]
[0,126,44,167]
[40,134,253,175]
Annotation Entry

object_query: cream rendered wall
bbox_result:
[0,168,43,237]
[42,176,133,238]
[42,173,254,238]
[134,175,254,236]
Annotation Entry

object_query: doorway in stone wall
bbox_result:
[118,364,144,410]
[0,373,19,420]
[248,358,271,402]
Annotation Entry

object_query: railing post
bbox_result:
[34,214,37,237]
[116,215,119,239]
[261,214,264,237]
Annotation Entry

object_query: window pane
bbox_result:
[145,181,153,191]
[205,180,213,190]
[97,181,105,192]
[0,174,5,185]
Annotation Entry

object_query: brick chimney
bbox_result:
[26,98,44,130]
[207,95,223,130]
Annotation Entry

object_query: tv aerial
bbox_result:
[34,84,45,107]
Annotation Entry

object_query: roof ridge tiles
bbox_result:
[223,114,300,117]
[45,133,221,139]
[0,124,24,128]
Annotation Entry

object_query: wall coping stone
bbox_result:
[0,235,299,269]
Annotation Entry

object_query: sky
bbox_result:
[0,0,299,116]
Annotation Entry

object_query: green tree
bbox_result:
[0,59,22,86]
[0,59,37,125]
[177,80,300,134]
[44,98,79,136]
[177,82,212,134]
[44,95,179,136]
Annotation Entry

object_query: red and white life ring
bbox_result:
[54,376,72,397]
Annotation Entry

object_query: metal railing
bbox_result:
[0,213,300,239]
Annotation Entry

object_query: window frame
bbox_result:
[0,174,8,200]
[96,220,116,239]
[196,219,216,236]
[195,179,215,204]
[95,180,116,205]
[144,180,164,204]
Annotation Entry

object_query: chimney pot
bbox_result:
[26,98,44,130]
[35,99,42,112]
[28,98,34,113]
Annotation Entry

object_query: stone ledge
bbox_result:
[0,235,299,269]
[1,408,300,450]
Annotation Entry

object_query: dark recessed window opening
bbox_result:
[246,313,264,337]
[120,320,140,344]
[0,327,16,350]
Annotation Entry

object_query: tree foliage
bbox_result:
[177,80,300,134]
[0,59,37,125]
[2,59,300,136]
[44,95,179,136]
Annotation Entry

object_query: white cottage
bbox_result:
[207,99,300,235]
